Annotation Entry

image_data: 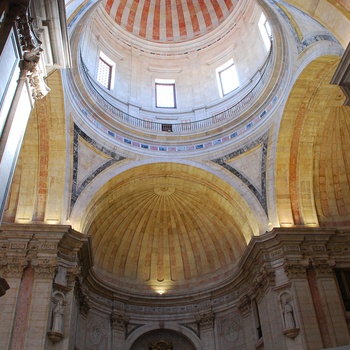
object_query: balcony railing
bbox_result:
[79,41,274,133]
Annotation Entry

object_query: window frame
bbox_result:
[216,59,240,98]
[155,79,177,109]
[96,51,115,90]
[258,12,272,51]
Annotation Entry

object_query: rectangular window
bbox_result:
[216,59,239,98]
[97,52,115,90]
[336,270,350,311]
[155,79,176,108]
[259,13,272,51]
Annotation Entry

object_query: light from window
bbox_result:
[97,52,114,89]
[155,79,176,108]
[216,59,239,98]
[259,13,272,51]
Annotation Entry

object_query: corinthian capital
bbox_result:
[110,312,129,331]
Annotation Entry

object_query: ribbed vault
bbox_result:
[83,162,255,295]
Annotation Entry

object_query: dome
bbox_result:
[68,0,275,297]
[103,0,238,43]
[83,163,255,296]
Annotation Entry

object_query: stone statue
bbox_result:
[52,300,64,333]
[283,302,295,330]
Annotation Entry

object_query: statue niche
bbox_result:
[47,292,65,344]
[279,291,300,339]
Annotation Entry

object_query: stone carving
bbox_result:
[87,318,106,348]
[76,276,90,318]
[15,0,50,100]
[251,266,275,295]
[90,321,102,345]
[31,258,57,278]
[52,300,64,332]
[196,311,215,328]
[313,259,335,278]
[221,317,240,343]
[284,260,308,279]
[0,258,28,278]
[279,291,299,339]
[148,340,173,350]
[110,311,129,332]
[47,292,65,344]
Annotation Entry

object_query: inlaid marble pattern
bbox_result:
[70,124,126,211]
[212,132,269,215]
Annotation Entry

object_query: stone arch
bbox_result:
[275,54,350,227]
[70,158,266,236]
[125,324,202,350]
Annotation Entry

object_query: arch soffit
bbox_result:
[69,158,265,238]
[275,54,345,227]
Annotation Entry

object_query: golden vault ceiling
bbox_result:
[83,163,255,295]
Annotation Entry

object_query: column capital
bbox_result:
[110,312,129,331]
[283,259,309,279]
[196,312,215,329]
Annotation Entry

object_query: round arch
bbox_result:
[125,323,203,350]
[70,158,267,235]
[275,54,350,227]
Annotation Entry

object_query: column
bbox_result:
[0,232,28,350]
[197,312,216,350]
[111,311,129,350]
[309,260,350,347]
[284,259,324,350]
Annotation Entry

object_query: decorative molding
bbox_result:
[0,258,28,278]
[75,276,91,318]
[219,315,241,344]
[196,312,215,329]
[148,66,182,73]
[31,258,57,279]
[110,311,129,332]
[283,260,308,279]
[251,266,275,294]
[180,322,200,337]
[238,294,251,317]
[126,322,145,339]
[311,259,336,278]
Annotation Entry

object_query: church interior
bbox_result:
[1,0,350,349]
